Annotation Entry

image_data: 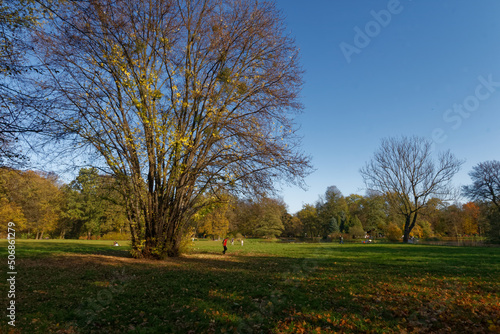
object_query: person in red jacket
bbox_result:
[222,238,228,254]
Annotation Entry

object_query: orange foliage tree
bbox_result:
[462,202,480,236]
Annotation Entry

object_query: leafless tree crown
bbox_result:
[360,136,463,242]
[463,160,500,209]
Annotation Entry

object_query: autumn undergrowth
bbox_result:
[1,239,499,333]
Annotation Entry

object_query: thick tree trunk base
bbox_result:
[130,240,181,260]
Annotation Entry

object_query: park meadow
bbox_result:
[1,239,499,333]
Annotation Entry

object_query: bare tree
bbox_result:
[462,162,500,242]
[360,136,463,243]
[462,160,500,210]
[34,0,311,258]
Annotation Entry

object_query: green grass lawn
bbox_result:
[1,239,499,333]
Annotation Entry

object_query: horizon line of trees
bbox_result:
[2,159,498,243]
[292,186,497,242]
[0,167,129,239]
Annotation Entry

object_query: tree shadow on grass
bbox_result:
[6,244,500,333]
[297,243,500,278]
[12,250,338,333]
[4,239,133,258]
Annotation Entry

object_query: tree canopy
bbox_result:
[34,0,311,258]
[462,160,500,210]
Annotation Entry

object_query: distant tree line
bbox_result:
[290,153,499,243]
[0,167,129,239]
[0,166,292,241]
[193,196,287,240]
[0,159,498,243]
[292,186,497,242]
[193,153,499,243]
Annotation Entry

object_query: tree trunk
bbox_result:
[129,210,184,259]
[403,212,418,243]
[167,235,181,258]
[165,218,182,258]
[141,237,156,259]
[403,215,411,243]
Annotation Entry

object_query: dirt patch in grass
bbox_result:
[18,253,184,269]
[17,250,261,271]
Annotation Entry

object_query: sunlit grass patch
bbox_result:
[0,239,498,333]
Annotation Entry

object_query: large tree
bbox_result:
[228,196,285,238]
[356,192,387,234]
[297,204,319,238]
[282,212,303,237]
[316,186,348,237]
[0,167,63,239]
[252,197,286,238]
[35,0,310,258]
[462,160,500,210]
[463,160,500,242]
[194,196,230,239]
[360,136,463,243]
[61,168,128,239]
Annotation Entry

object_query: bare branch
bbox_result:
[360,136,463,242]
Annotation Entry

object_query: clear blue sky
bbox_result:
[275,0,500,213]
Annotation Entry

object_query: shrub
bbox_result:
[178,233,195,255]
[349,225,365,239]
[385,223,402,242]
